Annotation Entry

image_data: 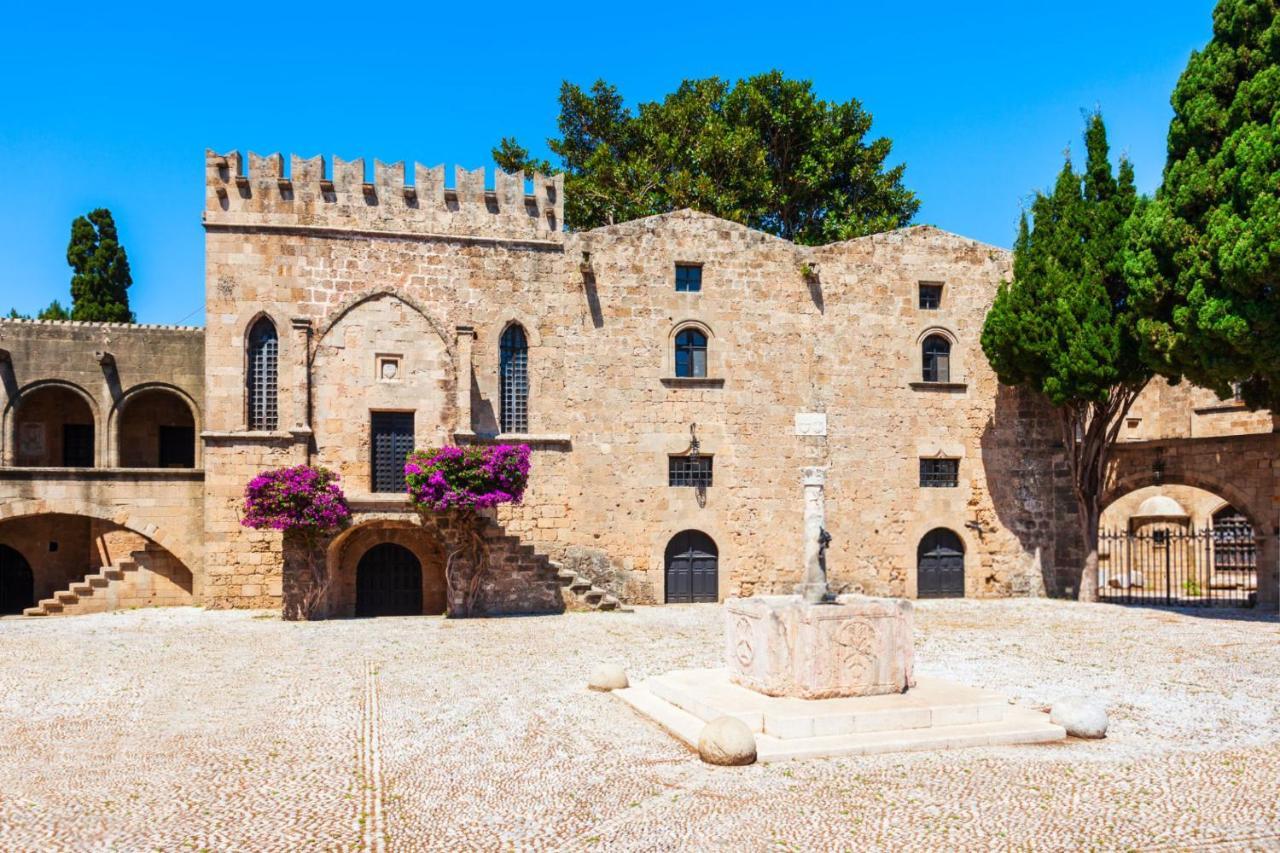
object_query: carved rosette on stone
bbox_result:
[724,595,916,699]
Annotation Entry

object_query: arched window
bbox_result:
[922,335,951,383]
[675,328,708,378]
[247,317,279,431]
[500,324,529,433]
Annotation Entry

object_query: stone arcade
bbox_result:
[0,149,1276,619]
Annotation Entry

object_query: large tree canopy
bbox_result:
[1125,0,1280,407]
[67,208,134,323]
[981,114,1148,600]
[494,72,920,244]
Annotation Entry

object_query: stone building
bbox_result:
[0,149,1275,617]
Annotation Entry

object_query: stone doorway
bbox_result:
[917,528,965,598]
[665,530,718,603]
[355,543,423,617]
[0,545,34,615]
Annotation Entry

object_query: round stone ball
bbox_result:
[587,663,629,692]
[697,716,757,766]
[1050,695,1109,739]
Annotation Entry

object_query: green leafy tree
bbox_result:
[1125,0,1280,406]
[6,299,72,320]
[67,208,134,322]
[494,72,919,243]
[981,115,1147,601]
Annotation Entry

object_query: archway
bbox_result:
[0,545,34,615]
[917,528,965,598]
[665,530,718,603]
[12,383,96,467]
[355,543,424,617]
[116,388,196,468]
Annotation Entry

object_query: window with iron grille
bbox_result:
[919,282,943,309]
[922,335,951,383]
[674,328,708,377]
[371,412,415,493]
[669,455,713,487]
[247,317,279,431]
[500,324,529,433]
[675,263,702,292]
[919,458,959,488]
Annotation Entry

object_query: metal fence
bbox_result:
[1098,525,1258,608]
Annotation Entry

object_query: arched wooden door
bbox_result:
[917,528,965,598]
[0,545,35,615]
[665,531,718,603]
[356,543,423,616]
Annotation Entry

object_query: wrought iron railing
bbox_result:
[1098,525,1258,608]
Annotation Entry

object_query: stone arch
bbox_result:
[0,498,196,576]
[1103,470,1265,533]
[663,529,720,603]
[109,382,202,468]
[325,518,447,617]
[2,379,102,467]
[313,288,454,359]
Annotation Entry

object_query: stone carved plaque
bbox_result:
[794,412,828,436]
[18,422,45,457]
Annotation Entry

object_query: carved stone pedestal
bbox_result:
[725,594,916,699]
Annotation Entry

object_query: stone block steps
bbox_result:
[475,515,624,613]
[23,553,144,617]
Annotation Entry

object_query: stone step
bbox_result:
[22,607,46,617]
[568,578,593,593]
[70,582,94,597]
[55,590,79,605]
[582,588,605,602]
[102,568,124,581]
[37,599,64,614]
[87,575,110,588]
[597,596,620,611]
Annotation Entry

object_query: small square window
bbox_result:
[919,282,943,309]
[675,264,703,292]
[669,455,713,487]
[919,458,959,488]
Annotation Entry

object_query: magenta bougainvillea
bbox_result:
[241,465,351,532]
[404,444,531,511]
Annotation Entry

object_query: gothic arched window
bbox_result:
[247,317,279,431]
[922,335,951,383]
[675,328,708,378]
[500,324,529,433]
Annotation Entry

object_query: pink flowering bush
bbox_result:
[241,465,351,533]
[404,444,531,511]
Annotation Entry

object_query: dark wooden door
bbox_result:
[0,545,34,615]
[371,413,415,493]
[356,543,422,617]
[917,528,965,598]
[665,531,718,603]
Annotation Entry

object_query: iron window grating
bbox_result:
[675,264,703,292]
[247,319,279,431]
[919,458,959,487]
[919,282,943,309]
[500,325,529,433]
[669,455,713,487]
[371,412,415,493]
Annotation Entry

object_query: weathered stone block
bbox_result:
[725,594,915,699]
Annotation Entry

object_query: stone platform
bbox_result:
[616,668,1065,762]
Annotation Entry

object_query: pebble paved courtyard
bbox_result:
[0,599,1277,851]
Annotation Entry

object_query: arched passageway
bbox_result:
[0,545,34,615]
[116,389,196,468]
[12,385,95,467]
[356,543,424,617]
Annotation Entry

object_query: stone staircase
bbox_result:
[479,522,624,613]
[24,552,144,617]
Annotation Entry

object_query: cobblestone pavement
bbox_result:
[0,599,1277,851]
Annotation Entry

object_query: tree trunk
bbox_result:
[1076,495,1101,603]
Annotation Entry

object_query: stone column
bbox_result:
[797,466,829,603]
[289,318,313,465]
[455,325,475,433]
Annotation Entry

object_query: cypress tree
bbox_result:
[67,208,134,323]
[1126,0,1280,406]
[981,114,1148,601]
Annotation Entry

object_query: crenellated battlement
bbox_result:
[204,150,564,244]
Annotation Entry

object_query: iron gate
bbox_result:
[1098,526,1257,607]
[356,543,423,617]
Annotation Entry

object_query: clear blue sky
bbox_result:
[0,1,1216,324]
